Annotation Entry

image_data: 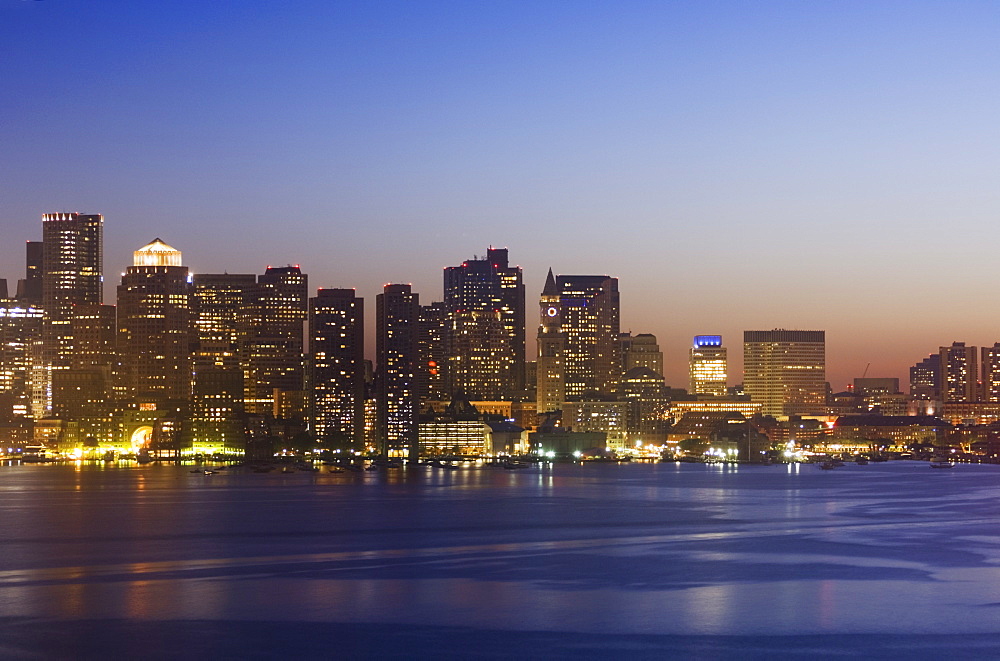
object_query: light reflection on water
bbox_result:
[0,461,999,636]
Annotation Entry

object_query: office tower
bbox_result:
[116,239,193,409]
[15,241,43,304]
[52,304,117,439]
[245,266,308,417]
[690,335,728,397]
[41,213,103,365]
[443,247,524,400]
[191,273,256,368]
[982,344,1000,402]
[190,364,245,452]
[940,342,978,403]
[417,301,447,402]
[376,284,418,458]
[0,301,43,418]
[621,366,669,441]
[910,354,941,400]
[743,330,825,416]
[557,274,620,401]
[622,333,663,376]
[309,288,364,446]
[536,269,564,414]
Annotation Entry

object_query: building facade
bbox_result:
[690,335,727,397]
[743,329,826,417]
[309,288,365,446]
[376,284,419,458]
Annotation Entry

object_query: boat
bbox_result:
[819,461,838,470]
[930,457,954,468]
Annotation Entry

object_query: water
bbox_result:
[1,461,999,659]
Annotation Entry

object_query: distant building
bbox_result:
[981,343,1000,402]
[743,330,825,416]
[417,302,447,402]
[309,288,364,447]
[376,284,419,458]
[620,366,669,442]
[536,268,564,414]
[443,247,524,400]
[116,239,192,410]
[909,354,941,401]
[621,333,664,376]
[690,335,727,397]
[832,415,951,447]
[940,342,978,403]
[41,213,103,367]
[0,302,43,418]
[245,266,308,417]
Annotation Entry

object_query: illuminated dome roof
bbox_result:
[133,238,182,267]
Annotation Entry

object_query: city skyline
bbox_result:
[5,2,1000,390]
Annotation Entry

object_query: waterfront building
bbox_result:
[536,268,564,414]
[909,354,941,401]
[561,400,629,447]
[668,398,762,419]
[0,302,43,418]
[443,247,525,400]
[558,274,621,401]
[620,366,669,442]
[244,266,308,417]
[981,343,1000,402]
[831,415,951,448]
[309,288,364,447]
[940,342,978,403]
[743,329,826,417]
[116,239,193,410]
[690,335,728,397]
[417,301,448,402]
[376,284,419,458]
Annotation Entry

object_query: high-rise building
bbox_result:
[191,273,256,369]
[15,241,42,304]
[536,268,564,414]
[116,239,193,409]
[940,342,978,403]
[622,333,663,377]
[443,248,524,400]
[743,330,826,416]
[557,274,620,401]
[0,301,43,418]
[309,288,364,447]
[245,266,307,417]
[376,284,419,458]
[417,301,447,402]
[982,344,1000,402]
[51,303,117,441]
[621,366,669,441]
[690,335,728,397]
[41,213,103,365]
[910,354,941,400]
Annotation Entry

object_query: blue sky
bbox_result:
[3,0,1000,389]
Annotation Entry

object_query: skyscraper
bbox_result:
[939,342,977,403]
[443,248,524,400]
[536,269,564,414]
[41,213,103,365]
[15,241,42,304]
[417,301,447,403]
[191,273,256,369]
[309,288,364,447]
[245,266,308,417]
[743,330,825,416]
[556,274,620,401]
[690,335,728,397]
[116,239,192,409]
[377,284,419,458]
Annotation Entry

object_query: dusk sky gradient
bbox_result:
[3,0,1000,390]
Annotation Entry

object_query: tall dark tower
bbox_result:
[245,266,308,417]
[417,301,447,403]
[443,247,524,400]
[15,241,43,304]
[309,288,365,447]
[376,284,418,459]
[116,239,192,409]
[41,213,103,365]
[557,275,620,401]
[536,268,564,414]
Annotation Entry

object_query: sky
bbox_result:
[3,0,1000,391]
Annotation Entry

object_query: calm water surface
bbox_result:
[1,460,999,659]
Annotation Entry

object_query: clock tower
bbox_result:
[536,268,565,414]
